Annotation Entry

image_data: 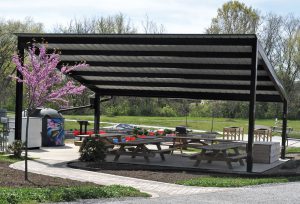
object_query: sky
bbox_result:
[0,0,299,33]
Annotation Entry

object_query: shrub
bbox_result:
[159,105,177,117]
[0,185,149,203]
[133,127,140,135]
[105,106,118,117]
[7,140,24,158]
[79,137,106,162]
[133,127,148,136]
[164,129,173,134]
[189,103,211,117]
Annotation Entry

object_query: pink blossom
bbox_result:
[11,44,88,109]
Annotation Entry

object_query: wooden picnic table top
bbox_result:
[75,134,90,138]
[117,138,164,146]
[188,133,219,137]
[163,133,218,140]
[76,133,126,138]
[197,142,245,151]
[97,133,126,137]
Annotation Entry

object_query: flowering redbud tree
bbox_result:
[12,44,87,180]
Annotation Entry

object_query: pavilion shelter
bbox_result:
[15,34,288,172]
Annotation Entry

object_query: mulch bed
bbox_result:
[2,153,299,187]
[70,161,209,183]
[68,153,300,183]
[0,161,96,188]
[99,169,206,183]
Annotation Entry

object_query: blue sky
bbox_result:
[0,0,299,33]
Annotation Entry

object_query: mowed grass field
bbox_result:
[64,115,300,138]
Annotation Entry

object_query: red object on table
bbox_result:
[137,135,147,139]
[149,131,155,136]
[73,130,80,136]
[157,129,164,135]
[73,129,107,136]
[125,136,136,141]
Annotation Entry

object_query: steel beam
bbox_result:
[71,71,269,81]
[281,99,288,159]
[94,89,282,102]
[48,49,253,58]
[93,93,100,134]
[247,39,258,173]
[15,40,24,140]
[83,80,276,91]
[59,61,256,70]
[17,34,255,45]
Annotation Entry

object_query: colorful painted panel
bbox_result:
[47,118,64,146]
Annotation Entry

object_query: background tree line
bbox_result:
[0,1,299,119]
[205,0,300,119]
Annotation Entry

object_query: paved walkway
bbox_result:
[10,144,227,197]
[9,144,300,203]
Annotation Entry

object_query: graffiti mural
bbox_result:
[47,118,64,146]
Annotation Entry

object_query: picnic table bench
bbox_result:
[113,138,169,162]
[191,143,246,169]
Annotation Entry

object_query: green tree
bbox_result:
[260,14,300,118]
[258,13,283,66]
[0,17,43,108]
[205,1,260,119]
[206,1,300,119]
[206,0,260,34]
[159,105,177,117]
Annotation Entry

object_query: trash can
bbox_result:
[0,109,7,118]
[40,108,65,147]
[21,108,65,148]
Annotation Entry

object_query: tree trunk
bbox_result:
[25,109,30,181]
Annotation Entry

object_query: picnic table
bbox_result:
[113,138,169,162]
[74,133,126,147]
[161,133,219,153]
[192,143,246,169]
[97,133,126,142]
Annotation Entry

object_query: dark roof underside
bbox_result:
[17,34,287,102]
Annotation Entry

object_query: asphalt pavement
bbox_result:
[53,182,300,204]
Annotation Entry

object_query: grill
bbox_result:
[176,126,187,134]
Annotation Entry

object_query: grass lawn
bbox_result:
[64,115,300,138]
[176,176,300,187]
[286,147,300,154]
[0,154,149,203]
[0,153,26,163]
[0,185,148,204]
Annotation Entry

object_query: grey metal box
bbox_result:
[253,142,280,164]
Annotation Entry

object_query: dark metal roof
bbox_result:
[16,33,287,102]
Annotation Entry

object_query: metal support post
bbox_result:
[94,93,100,134]
[15,40,24,140]
[247,39,258,173]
